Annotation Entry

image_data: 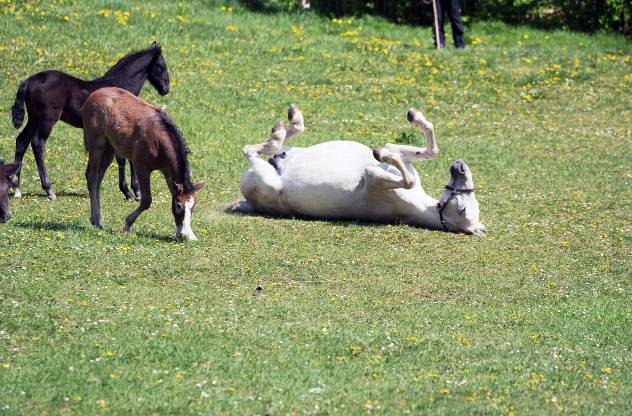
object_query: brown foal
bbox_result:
[82,87,204,240]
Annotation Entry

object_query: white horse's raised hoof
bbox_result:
[234,105,485,235]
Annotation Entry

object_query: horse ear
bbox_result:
[193,180,205,192]
[151,41,161,53]
[175,183,184,195]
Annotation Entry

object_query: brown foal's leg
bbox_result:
[85,134,111,228]
[123,168,151,233]
[86,150,103,228]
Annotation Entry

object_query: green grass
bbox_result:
[0,1,631,414]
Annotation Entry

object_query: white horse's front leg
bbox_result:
[383,108,438,163]
[239,115,295,215]
[284,104,304,142]
[243,121,287,161]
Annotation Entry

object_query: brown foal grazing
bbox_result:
[82,87,204,240]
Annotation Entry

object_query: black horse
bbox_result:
[10,42,170,200]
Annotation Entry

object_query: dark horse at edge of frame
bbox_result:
[0,157,19,223]
[10,42,170,200]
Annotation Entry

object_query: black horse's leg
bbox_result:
[129,161,141,200]
[123,169,151,233]
[116,155,133,200]
[31,120,56,200]
[11,121,38,198]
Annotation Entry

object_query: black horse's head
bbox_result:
[0,159,19,223]
[147,43,170,96]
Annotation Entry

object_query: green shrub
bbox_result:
[236,0,631,34]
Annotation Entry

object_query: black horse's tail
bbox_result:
[12,80,28,129]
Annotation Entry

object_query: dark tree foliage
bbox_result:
[238,0,631,34]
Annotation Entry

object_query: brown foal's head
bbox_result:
[172,180,205,240]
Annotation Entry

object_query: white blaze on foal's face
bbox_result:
[173,180,205,241]
[175,196,197,240]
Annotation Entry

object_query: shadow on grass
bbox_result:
[11,219,178,242]
[223,200,444,231]
[11,190,87,199]
[132,229,178,243]
[11,219,90,232]
[55,190,88,198]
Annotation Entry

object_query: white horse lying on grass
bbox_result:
[229,105,485,235]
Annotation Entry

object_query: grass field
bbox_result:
[0,1,631,414]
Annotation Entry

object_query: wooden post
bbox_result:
[431,0,442,49]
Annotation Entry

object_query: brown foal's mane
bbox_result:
[156,109,194,194]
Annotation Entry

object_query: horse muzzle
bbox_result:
[450,159,470,177]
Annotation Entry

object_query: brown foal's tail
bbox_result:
[11,80,28,129]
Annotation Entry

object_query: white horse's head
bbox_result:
[437,160,485,236]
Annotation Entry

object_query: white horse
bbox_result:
[230,105,485,235]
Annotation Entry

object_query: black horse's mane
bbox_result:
[157,110,194,194]
[104,44,161,78]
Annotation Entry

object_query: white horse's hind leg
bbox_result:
[365,164,415,190]
[367,107,437,190]
[370,148,416,189]
[383,108,438,163]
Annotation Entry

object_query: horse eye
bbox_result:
[458,207,466,216]
[175,202,184,212]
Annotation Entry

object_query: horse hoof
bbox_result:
[47,192,57,201]
[13,189,22,198]
[178,232,197,241]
